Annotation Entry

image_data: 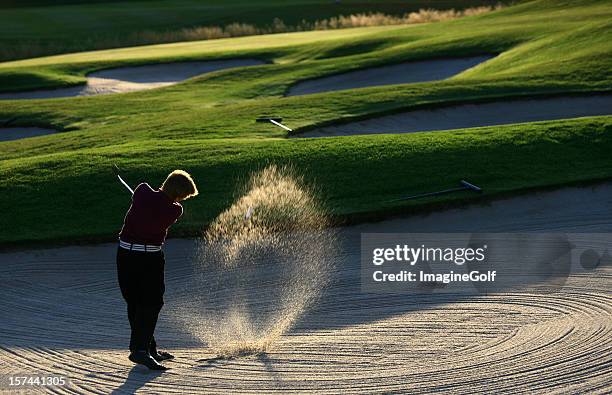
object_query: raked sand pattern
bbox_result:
[1,182,611,393]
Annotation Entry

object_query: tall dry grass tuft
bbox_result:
[1,5,503,61]
[177,165,338,358]
[173,5,503,38]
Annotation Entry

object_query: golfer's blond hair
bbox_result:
[161,170,199,201]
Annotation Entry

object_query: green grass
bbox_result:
[1,0,612,247]
[0,0,508,61]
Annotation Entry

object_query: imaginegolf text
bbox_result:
[372,270,497,283]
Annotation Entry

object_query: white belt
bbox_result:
[119,240,162,252]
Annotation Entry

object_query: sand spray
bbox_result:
[179,165,337,357]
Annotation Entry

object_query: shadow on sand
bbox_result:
[195,352,282,384]
[111,365,165,394]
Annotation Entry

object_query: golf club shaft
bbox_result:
[117,174,134,194]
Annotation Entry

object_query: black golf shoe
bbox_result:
[128,350,169,370]
[151,350,175,362]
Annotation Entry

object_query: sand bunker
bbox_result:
[0,182,610,393]
[286,55,493,96]
[0,126,56,141]
[0,59,264,100]
[295,94,612,137]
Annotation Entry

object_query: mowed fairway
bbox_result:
[1,0,612,247]
[0,0,508,60]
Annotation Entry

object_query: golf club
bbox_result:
[113,164,134,194]
[390,180,482,202]
[256,116,293,132]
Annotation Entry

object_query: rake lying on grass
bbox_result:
[390,180,482,202]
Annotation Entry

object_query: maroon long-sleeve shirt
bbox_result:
[119,183,183,245]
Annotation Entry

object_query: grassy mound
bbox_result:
[1,0,611,246]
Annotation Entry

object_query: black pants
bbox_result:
[116,247,165,353]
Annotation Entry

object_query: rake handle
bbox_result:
[389,186,466,202]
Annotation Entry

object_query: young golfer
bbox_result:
[117,170,198,370]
